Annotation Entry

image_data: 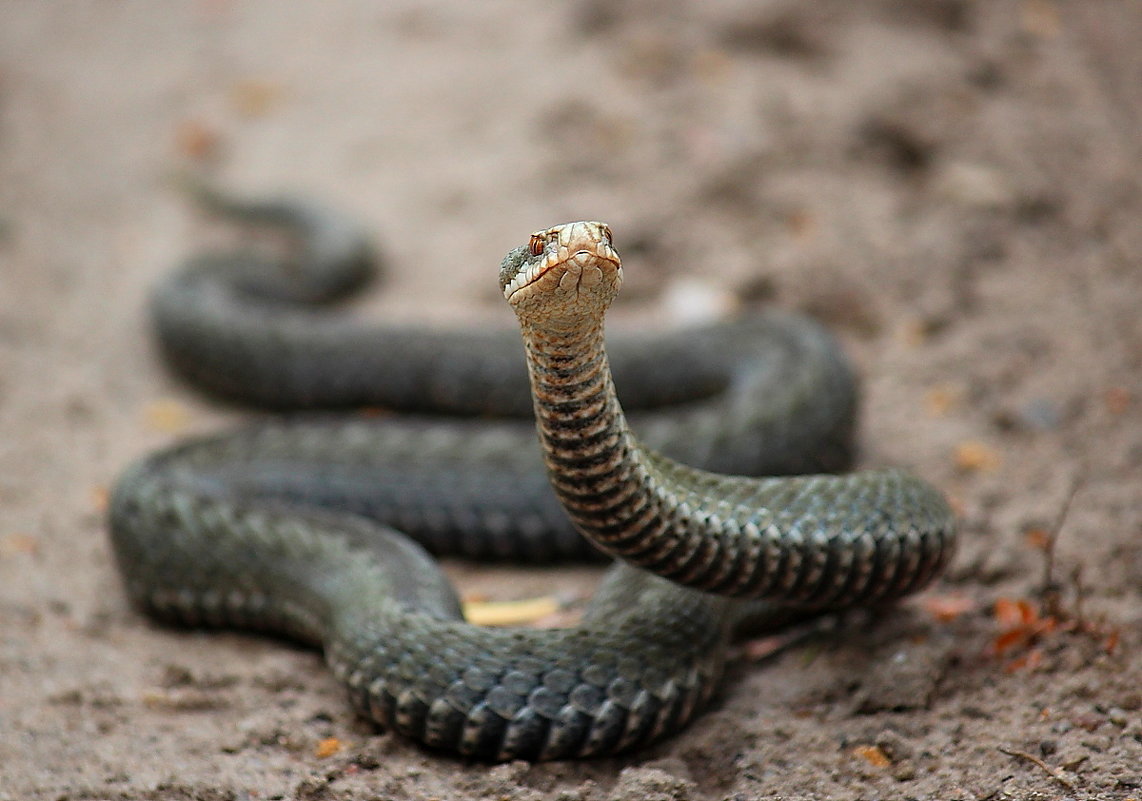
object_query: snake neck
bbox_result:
[520,318,656,548]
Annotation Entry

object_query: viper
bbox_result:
[109,193,956,760]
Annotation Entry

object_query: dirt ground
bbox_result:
[2,2,1140,799]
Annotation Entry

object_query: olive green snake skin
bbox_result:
[108,192,956,761]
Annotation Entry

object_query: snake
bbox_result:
[108,191,957,761]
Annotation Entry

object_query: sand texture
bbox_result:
[2,3,1140,799]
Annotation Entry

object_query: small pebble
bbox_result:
[661,278,739,325]
[1106,707,1130,727]
[875,728,915,761]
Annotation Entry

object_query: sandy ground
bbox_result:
[2,2,1141,799]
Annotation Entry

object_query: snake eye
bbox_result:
[528,234,546,257]
[600,224,613,243]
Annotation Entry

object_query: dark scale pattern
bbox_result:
[523,318,955,607]
[112,461,730,760]
[108,202,957,760]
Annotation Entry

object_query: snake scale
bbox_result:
[109,192,956,761]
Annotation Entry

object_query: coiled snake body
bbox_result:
[109,195,956,761]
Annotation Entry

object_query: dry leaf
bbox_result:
[1023,527,1051,550]
[924,384,962,417]
[231,79,283,117]
[1104,387,1131,414]
[315,737,343,758]
[144,399,191,433]
[1102,629,1120,655]
[994,597,1037,628]
[852,744,891,768]
[993,627,1031,656]
[741,634,792,662]
[174,119,221,161]
[1,533,38,557]
[953,440,1001,473]
[463,596,562,627]
[90,486,110,513]
[921,594,975,622]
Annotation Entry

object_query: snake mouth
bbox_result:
[502,221,621,303]
[503,250,621,302]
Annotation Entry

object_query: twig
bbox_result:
[1039,476,1083,618]
[997,746,1077,791]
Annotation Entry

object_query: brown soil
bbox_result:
[2,3,1140,799]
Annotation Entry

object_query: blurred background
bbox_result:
[2,3,1139,800]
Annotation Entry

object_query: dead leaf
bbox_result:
[90,486,110,513]
[924,384,962,417]
[852,744,892,768]
[1023,527,1052,550]
[174,119,221,161]
[921,594,976,622]
[993,627,1031,656]
[144,399,191,434]
[1103,628,1120,654]
[741,634,792,662]
[463,596,562,627]
[994,597,1035,628]
[953,440,1002,473]
[1104,387,1131,414]
[315,737,343,758]
[0,533,38,557]
[231,79,284,117]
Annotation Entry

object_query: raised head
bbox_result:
[500,221,622,326]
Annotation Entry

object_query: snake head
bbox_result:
[500,221,623,325]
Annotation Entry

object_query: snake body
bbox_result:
[109,195,956,760]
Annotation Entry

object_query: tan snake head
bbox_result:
[500,221,623,326]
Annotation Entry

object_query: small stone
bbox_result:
[606,767,695,801]
[854,643,947,713]
[1106,707,1130,727]
[892,760,918,781]
[875,728,915,761]
[1057,749,1089,771]
[661,279,739,325]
